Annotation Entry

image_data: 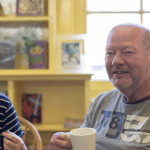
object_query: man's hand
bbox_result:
[2,130,27,150]
[50,132,73,150]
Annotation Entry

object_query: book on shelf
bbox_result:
[15,37,29,69]
[22,94,42,123]
[29,41,48,69]
[0,41,15,69]
[63,117,84,128]
[16,0,44,16]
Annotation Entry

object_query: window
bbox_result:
[85,0,150,80]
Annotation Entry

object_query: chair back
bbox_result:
[18,116,42,150]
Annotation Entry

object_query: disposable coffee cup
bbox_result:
[70,128,96,150]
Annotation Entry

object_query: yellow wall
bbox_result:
[56,0,115,103]
[90,80,115,99]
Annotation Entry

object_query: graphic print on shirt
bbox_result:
[97,110,150,143]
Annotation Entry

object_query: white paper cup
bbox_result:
[70,128,96,150]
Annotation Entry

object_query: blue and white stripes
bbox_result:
[0,93,24,149]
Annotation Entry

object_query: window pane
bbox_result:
[87,0,140,12]
[143,14,150,28]
[86,14,140,66]
[143,0,150,11]
[85,14,140,80]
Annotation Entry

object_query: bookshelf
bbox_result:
[2,73,92,146]
[0,0,90,146]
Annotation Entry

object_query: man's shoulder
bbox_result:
[97,88,122,99]
[87,88,123,117]
[93,88,122,105]
[0,93,10,103]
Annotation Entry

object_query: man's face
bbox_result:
[105,26,150,91]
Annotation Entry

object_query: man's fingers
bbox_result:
[2,132,18,144]
[55,138,72,149]
[3,142,11,150]
[3,138,16,150]
[58,132,72,143]
[50,132,73,149]
[2,132,12,141]
[6,130,10,133]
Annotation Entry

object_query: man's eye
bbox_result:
[107,52,114,55]
[125,51,133,54]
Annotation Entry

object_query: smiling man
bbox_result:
[49,23,150,150]
[105,23,150,103]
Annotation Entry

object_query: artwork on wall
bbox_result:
[22,94,42,123]
[16,0,44,16]
[61,40,84,67]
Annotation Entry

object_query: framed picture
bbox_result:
[61,40,84,67]
[22,94,42,123]
[16,0,44,16]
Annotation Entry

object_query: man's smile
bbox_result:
[113,71,128,74]
[112,71,129,79]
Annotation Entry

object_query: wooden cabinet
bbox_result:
[0,0,91,146]
[2,73,92,146]
[4,74,92,130]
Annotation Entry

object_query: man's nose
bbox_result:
[112,52,125,66]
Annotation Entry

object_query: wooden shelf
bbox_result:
[0,16,49,22]
[21,124,74,131]
[0,71,92,80]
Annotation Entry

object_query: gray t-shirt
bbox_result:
[81,88,150,150]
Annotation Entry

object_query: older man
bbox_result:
[50,23,150,150]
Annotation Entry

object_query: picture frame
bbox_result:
[22,94,42,123]
[16,0,44,16]
[61,40,84,67]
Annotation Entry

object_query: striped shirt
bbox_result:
[0,93,24,149]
